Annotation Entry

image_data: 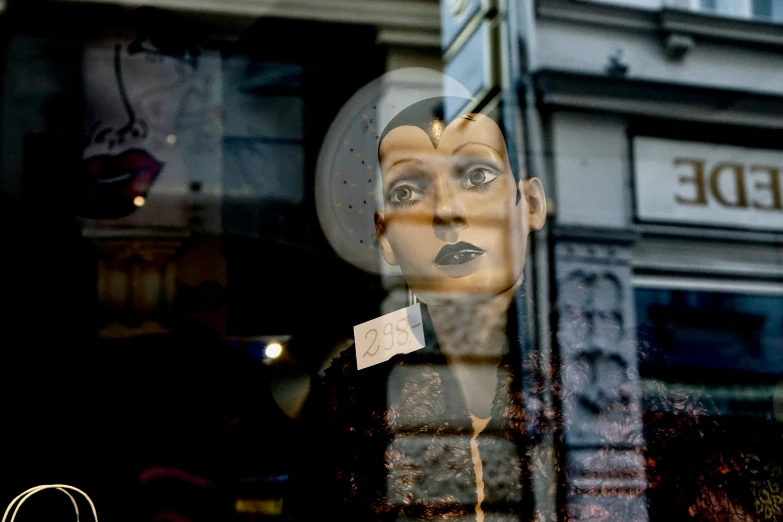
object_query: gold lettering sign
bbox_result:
[674,158,783,212]
[750,165,783,211]
[709,162,748,208]
[674,158,707,206]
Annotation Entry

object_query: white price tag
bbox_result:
[354,303,426,370]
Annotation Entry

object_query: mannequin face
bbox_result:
[375,113,546,304]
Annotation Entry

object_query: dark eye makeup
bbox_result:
[386,161,504,209]
[461,165,500,192]
[388,182,426,208]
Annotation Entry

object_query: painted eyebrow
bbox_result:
[388,157,424,171]
[450,141,503,157]
[383,157,426,190]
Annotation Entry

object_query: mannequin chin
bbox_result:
[374,106,546,306]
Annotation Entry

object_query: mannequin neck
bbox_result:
[424,281,518,361]
[422,280,520,418]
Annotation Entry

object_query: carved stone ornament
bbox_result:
[554,243,643,448]
[554,241,648,522]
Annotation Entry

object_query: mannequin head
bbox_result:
[374,97,546,304]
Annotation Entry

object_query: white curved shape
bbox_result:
[3,485,97,522]
[56,488,81,522]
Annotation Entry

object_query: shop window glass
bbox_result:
[636,287,783,382]
[6,0,783,521]
[752,0,783,19]
[638,286,783,520]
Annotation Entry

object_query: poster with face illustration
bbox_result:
[78,37,222,232]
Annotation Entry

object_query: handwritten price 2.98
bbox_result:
[363,317,421,358]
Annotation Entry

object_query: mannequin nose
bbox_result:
[432,179,467,243]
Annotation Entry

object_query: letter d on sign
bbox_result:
[710,162,748,208]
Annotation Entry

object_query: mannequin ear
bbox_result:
[521,178,546,231]
[374,211,398,266]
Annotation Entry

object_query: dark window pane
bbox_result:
[636,287,783,383]
[753,0,773,17]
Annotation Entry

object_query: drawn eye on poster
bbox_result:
[78,34,222,233]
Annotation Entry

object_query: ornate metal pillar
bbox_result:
[86,230,188,337]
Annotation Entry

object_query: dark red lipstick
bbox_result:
[434,241,485,266]
[77,148,163,219]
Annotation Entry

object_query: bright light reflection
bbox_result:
[133,196,145,207]
[265,342,283,359]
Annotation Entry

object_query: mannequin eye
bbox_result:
[389,184,424,206]
[462,166,499,190]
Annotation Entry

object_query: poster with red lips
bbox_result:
[78,149,164,219]
[77,39,222,231]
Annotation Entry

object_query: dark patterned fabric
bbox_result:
[289,304,535,521]
[644,385,783,522]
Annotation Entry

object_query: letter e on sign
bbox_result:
[674,158,707,206]
[750,165,783,211]
[354,304,426,370]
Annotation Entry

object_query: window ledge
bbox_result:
[538,0,783,48]
[52,0,441,33]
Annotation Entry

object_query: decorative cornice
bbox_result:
[376,27,441,47]
[551,224,639,245]
[660,8,783,47]
[538,0,783,48]
[537,0,657,32]
[533,70,783,128]
[55,0,441,34]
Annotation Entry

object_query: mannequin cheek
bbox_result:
[512,202,528,236]
[388,209,433,235]
[389,240,435,280]
[507,228,529,275]
[386,217,431,251]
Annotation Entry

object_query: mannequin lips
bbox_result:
[434,241,485,266]
[77,148,163,219]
